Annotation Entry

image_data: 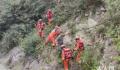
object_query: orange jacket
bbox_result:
[48,26,61,38]
[74,39,84,51]
[48,30,57,38]
[35,21,45,31]
[47,10,53,19]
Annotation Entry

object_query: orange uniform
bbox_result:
[74,38,84,62]
[61,47,72,70]
[45,26,61,47]
[47,9,53,25]
[35,20,45,38]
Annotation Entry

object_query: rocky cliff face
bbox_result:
[0,0,119,70]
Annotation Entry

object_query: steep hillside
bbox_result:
[0,0,120,70]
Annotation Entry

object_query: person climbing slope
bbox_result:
[45,24,62,47]
[56,33,65,47]
[35,19,45,39]
[46,9,53,25]
[61,45,72,70]
[73,36,84,63]
[56,33,65,63]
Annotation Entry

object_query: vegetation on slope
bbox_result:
[1,0,120,70]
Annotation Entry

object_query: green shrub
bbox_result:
[67,22,78,37]
[20,24,55,58]
[81,45,101,70]
[20,29,41,57]
[0,0,50,55]
[105,0,120,16]
[99,14,120,51]
[0,24,28,54]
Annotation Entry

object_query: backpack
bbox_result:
[63,48,72,59]
[78,41,84,50]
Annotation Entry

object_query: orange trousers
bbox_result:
[38,31,44,38]
[63,59,69,70]
[45,36,56,47]
[48,18,52,25]
[76,51,83,62]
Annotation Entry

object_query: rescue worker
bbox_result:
[45,24,61,47]
[56,33,65,47]
[56,34,65,64]
[46,9,53,25]
[73,37,84,63]
[35,19,45,39]
[61,45,72,70]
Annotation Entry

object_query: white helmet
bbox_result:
[38,19,42,21]
[61,45,65,49]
